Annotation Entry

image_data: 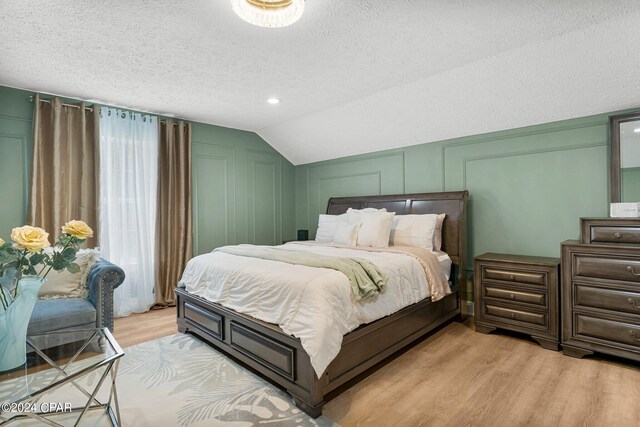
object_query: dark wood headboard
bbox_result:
[326,191,468,289]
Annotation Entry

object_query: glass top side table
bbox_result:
[0,328,124,426]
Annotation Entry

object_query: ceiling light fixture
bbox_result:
[634,128,640,133]
[231,0,304,28]
[267,97,281,104]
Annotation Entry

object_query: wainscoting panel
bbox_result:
[192,143,236,255]
[465,145,607,260]
[296,113,613,267]
[0,132,29,239]
[247,151,281,245]
[0,106,32,240]
[304,152,405,235]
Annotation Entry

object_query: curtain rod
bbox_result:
[29,96,184,124]
[36,97,93,112]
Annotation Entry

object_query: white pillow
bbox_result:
[315,214,346,243]
[433,213,446,251]
[390,214,439,250]
[333,221,361,246]
[346,207,387,225]
[38,248,101,299]
[350,210,395,248]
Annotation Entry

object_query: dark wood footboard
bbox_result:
[175,287,324,416]
[176,286,460,418]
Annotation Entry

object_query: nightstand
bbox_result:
[474,252,561,350]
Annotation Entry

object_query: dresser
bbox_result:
[474,253,561,350]
[562,218,640,361]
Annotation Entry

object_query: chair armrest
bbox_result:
[87,258,125,331]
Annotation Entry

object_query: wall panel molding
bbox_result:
[0,133,29,238]
[192,145,236,255]
[247,151,281,245]
[296,113,613,264]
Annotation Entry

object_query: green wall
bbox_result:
[0,85,296,252]
[295,114,617,271]
[0,86,32,243]
[191,122,296,254]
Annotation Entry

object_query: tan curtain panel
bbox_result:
[28,95,100,247]
[155,120,192,306]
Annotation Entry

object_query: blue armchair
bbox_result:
[27,259,125,349]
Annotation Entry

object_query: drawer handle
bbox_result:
[629,331,640,342]
[511,313,516,319]
[614,232,622,238]
[628,298,640,309]
[510,293,516,300]
[509,274,515,280]
[626,266,640,276]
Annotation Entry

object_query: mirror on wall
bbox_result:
[610,112,640,203]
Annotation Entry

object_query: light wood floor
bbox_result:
[113,307,178,348]
[113,309,640,427]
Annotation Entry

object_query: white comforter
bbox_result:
[179,243,451,376]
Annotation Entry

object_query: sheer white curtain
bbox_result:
[99,108,158,317]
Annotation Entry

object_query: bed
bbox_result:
[175,191,468,417]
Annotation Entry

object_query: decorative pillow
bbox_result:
[345,207,387,225]
[350,210,396,248]
[38,248,101,299]
[333,221,361,246]
[390,214,439,250]
[315,214,347,243]
[433,213,446,251]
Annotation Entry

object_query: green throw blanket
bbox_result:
[216,245,388,301]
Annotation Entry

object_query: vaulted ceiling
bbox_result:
[1,1,639,164]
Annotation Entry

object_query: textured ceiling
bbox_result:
[1,1,640,164]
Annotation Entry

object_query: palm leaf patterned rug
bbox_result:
[7,334,338,426]
[115,334,338,426]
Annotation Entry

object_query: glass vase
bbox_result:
[0,276,45,372]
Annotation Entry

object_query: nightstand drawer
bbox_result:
[574,284,640,316]
[483,267,546,287]
[575,314,640,350]
[484,303,547,327]
[590,226,640,245]
[484,285,546,307]
[574,254,640,284]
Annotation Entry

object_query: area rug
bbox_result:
[3,334,338,426]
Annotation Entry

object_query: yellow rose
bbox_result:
[61,220,94,240]
[0,238,5,246]
[11,226,50,253]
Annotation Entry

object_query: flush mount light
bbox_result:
[634,128,640,133]
[231,0,304,28]
[267,98,281,104]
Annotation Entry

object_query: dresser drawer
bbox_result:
[574,284,640,316]
[581,218,640,245]
[484,285,546,307]
[574,254,640,283]
[484,303,547,327]
[483,267,546,287]
[575,314,640,350]
[590,226,640,245]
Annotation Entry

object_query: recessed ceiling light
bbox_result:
[634,128,640,133]
[267,98,281,105]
